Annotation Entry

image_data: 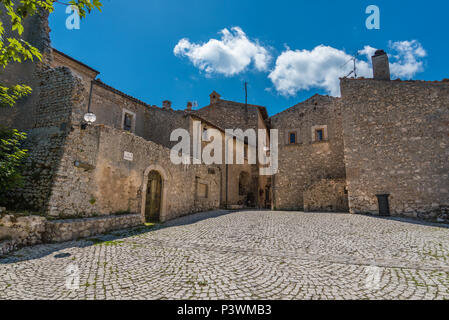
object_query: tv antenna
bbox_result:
[342,52,359,79]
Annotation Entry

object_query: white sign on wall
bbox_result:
[124,151,134,161]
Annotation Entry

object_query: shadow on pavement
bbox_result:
[0,210,235,265]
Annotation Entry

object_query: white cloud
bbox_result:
[268,45,371,96]
[389,40,427,79]
[268,40,427,97]
[359,45,377,61]
[174,27,271,76]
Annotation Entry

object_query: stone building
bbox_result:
[1,9,448,247]
[340,50,449,221]
[269,95,347,212]
[192,93,272,209]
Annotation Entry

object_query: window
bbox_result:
[124,113,133,131]
[122,109,136,133]
[315,129,324,142]
[289,132,297,144]
[311,125,328,143]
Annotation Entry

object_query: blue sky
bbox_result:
[49,0,449,116]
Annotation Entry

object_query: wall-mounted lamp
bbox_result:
[84,112,97,124]
[81,80,97,130]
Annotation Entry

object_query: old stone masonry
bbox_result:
[0,10,448,266]
[1,210,449,300]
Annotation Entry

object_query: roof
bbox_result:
[270,94,337,119]
[184,112,226,133]
[52,48,100,75]
[93,79,155,109]
[340,77,449,84]
[184,112,250,145]
[196,99,269,120]
[219,99,269,120]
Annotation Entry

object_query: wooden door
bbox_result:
[145,171,162,222]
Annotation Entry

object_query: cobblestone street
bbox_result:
[1,210,449,300]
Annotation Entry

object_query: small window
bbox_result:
[123,113,133,132]
[315,129,324,142]
[289,132,297,144]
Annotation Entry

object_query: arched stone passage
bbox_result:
[141,165,169,223]
[239,171,256,207]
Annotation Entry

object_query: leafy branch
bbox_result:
[0,0,102,107]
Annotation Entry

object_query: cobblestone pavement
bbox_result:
[1,211,449,300]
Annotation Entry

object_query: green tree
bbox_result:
[0,126,27,197]
[0,0,102,201]
[1,0,102,107]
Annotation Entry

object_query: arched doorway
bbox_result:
[239,171,255,207]
[141,165,169,223]
[145,170,162,222]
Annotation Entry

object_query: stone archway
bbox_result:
[141,165,169,223]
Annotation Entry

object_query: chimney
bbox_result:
[209,91,221,105]
[186,101,193,111]
[372,50,390,80]
[162,100,172,110]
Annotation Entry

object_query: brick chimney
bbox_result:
[372,50,390,80]
[209,91,221,105]
[162,100,172,110]
[186,102,193,111]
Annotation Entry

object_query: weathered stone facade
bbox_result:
[47,124,221,221]
[43,214,142,243]
[270,95,347,211]
[1,8,449,257]
[303,179,348,212]
[0,214,47,256]
[0,212,142,256]
[340,78,449,220]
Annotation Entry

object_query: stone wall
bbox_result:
[193,98,266,133]
[143,107,191,149]
[51,49,99,92]
[3,67,86,212]
[44,214,141,243]
[0,212,142,255]
[270,95,347,211]
[340,78,449,220]
[46,125,221,221]
[0,8,52,129]
[303,179,348,212]
[0,214,47,256]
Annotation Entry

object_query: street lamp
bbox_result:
[81,80,97,129]
[83,112,96,124]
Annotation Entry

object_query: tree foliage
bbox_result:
[0,127,28,196]
[0,1,102,201]
[0,0,102,107]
